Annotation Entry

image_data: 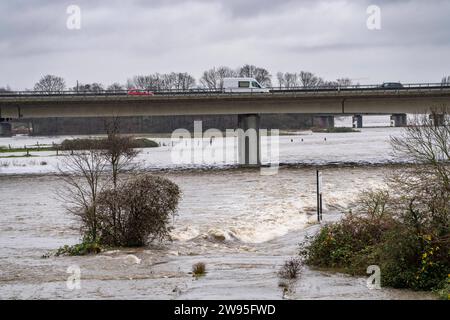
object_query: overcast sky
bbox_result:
[1,0,449,89]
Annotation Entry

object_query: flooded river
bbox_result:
[0,124,437,299]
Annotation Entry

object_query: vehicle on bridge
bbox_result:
[380,82,403,89]
[222,78,270,93]
[127,89,154,96]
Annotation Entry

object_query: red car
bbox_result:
[127,89,154,96]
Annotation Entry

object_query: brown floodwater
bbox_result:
[0,166,436,299]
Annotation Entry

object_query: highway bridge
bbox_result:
[1,83,450,119]
[1,83,449,165]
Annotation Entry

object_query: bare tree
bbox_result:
[34,75,66,93]
[58,146,107,241]
[277,72,299,88]
[391,109,449,191]
[200,68,220,89]
[239,64,258,78]
[200,66,237,89]
[390,109,449,238]
[127,72,196,91]
[239,64,272,86]
[127,75,156,90]
[298,71,323,88]
[74,82,104,93]
[102,118,140,189]
[58,119,141,241]
[276,72,285,88]
[336,78,352,87]
[107,83,124,92]
[217,66,238,81]
[173,72,196,90]
[442,76,450,85]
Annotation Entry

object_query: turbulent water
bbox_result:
[0,118,437,299]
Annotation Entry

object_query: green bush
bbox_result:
[434,278,449,300]
[55,239,102,256]
[95,174,181,247]
[302,189,450,291]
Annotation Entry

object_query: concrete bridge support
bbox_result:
[0,121,12,137]
[237,114,261,166]
[352,115,363,128]
[313,116,334,128]
[390,114,408,127]
[429,114,446,126]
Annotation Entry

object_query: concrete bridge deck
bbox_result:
[1,86,450,119]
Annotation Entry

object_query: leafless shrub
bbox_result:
[390,109,449,235]
[58,148,108,241]
[102,118,140,188]
[278,257,302,280]
[353,189,391,219]
[192,262,206,277]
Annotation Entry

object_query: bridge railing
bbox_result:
[1,82,450,98]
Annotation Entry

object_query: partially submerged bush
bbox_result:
[192,262,206,277]
[133,138,159,148]
[278,257,302,280]
[58,121,174,257]
[59,138,101,151]
[302,188,449,291]
[302,189,394,273]
[96,174,181,247]
[54,239,102,256]
[59,137,158,151]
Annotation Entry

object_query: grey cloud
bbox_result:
[0,0,449,89]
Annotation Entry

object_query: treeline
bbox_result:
[2,68,449,93]
[2,65,355,93]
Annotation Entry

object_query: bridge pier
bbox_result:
[0,121,12,137]
[237,114,261,166]
[313,116,334,128]
[390,113,407,127]
[352,115,363,128]
[429,113,445,126]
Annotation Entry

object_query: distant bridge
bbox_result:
[1,83,449,165]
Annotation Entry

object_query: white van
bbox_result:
[222,77,270,93]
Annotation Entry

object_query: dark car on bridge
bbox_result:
[127,89,154,96]
[380,82,403,89]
